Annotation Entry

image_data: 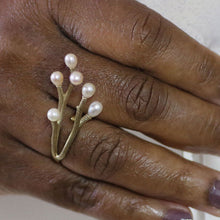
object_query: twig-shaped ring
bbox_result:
[47,54,103,162]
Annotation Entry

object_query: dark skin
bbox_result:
[0,0,220,219]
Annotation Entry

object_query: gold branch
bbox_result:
[47,54,103,162]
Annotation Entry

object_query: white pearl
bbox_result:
[82,83,96,98]
[64,53,78,70]
[47,108,61,122]
[50,71,64,87]
[88,101,103,117]
[69,71,83,85]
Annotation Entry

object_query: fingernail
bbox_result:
[209,180,220,209]
[163,209,192,220]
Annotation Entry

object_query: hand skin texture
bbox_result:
[0,0,220,219]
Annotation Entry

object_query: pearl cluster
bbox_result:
[47,53,103,122]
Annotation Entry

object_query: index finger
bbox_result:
[49,0,220,104]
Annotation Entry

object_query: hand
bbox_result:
[0,0,220,219]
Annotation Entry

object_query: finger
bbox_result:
[0,131,13,195]
[49,0,220,105]
[39,37,220,154]
[0,139,193,220]
[60,120,220,217]
[3,15,219,154]
[6,89,220,217]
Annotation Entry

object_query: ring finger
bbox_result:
[5,82,220,217]
[39,35,220,154]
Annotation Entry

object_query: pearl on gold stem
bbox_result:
[50,71,64,87]
[70,71,83,85]
[47,108,61,122]
[82,83,96,98]
[64,54,78,70]
[48,53,104,162]
[88,101,103,117]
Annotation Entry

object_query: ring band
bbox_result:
[47,54,103,162]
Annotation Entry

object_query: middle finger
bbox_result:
[40,35,220,154]
[6,84,220,217]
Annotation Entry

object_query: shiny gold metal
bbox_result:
[50,85,92,162]
[48,54,102,162]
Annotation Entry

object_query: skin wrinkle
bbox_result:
[132,153,164,179]
[56,0,220,103]
[137,13,152,45]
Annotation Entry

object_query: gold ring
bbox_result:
[47,54,103,162]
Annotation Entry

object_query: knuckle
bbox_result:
[207,110,220,146]
[194,53,216,86]
[130,12,152,43]
[131,12,172,63]
[194,109,220,150]
[121,75,169,121]
[63,177,100,211]
[89,129,128,179]
[169,167,194,201]
[184,109,220,153]
[126,200,148,217]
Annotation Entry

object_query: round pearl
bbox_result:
[64,54,78,70]
[47,108,61,122]
[82,83,96,98]
[88,101,103,117]
[50,71,64,87]
[69,71,83,85]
